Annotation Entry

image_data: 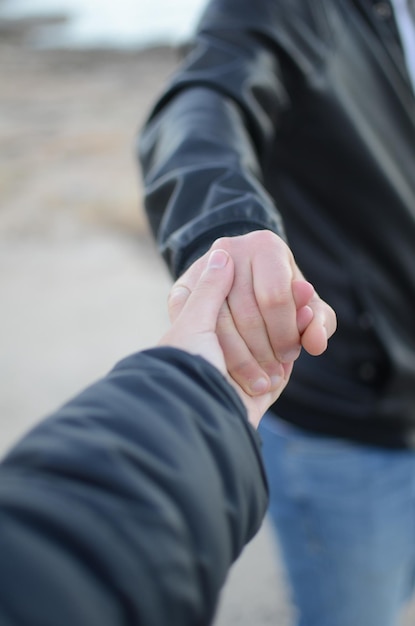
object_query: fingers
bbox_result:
[235,360,294,429]
[210,231,325,394]
[292,279,314,309]
[250,240,301,363]
[215,299,284,395]
[220,255,284,394]
[168,242,284,396]
[167,254,206,324]
[291,279,316,334]
[209,233,293,395]
[296,305,314,334]
[216,232,304,394]
[167,231,337,398]
[159,249,235,375]
[300,298,337,355]
[291,276,337,354]
[167,249,234,333]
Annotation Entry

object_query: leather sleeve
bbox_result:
[139,1,289,278]
[0,348,267,626]
[138,0,331,277]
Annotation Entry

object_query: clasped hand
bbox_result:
[159,231,337,428]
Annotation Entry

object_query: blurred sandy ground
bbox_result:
[0,12,414,626]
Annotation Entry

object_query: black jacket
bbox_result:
[0,348,267,625]
[139,0,415,447]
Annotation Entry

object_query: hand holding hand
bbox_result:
[158,249,288,428]
[173,231,337,397]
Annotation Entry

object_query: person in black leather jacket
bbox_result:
[139,1,415,625]
[0,250,325,626]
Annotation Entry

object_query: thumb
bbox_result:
[169,249,234,332]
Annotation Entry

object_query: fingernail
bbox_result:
[270,375,283,388]
[250,377,269,394]
[207,249,228,269]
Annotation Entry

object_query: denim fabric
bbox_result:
[259,415,415,626]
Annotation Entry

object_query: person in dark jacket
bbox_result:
[0,249,323,626]
[138,1,415,625]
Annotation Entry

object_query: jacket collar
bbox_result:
[354,0,413,91]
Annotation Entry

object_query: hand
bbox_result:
[158,249,288,428]
[174,231,337,397]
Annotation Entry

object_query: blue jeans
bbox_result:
[259,415,415,626]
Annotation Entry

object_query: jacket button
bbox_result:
[373,2,393,19]
[358,361,377,382]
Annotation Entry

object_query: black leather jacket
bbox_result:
[139,0,415,447]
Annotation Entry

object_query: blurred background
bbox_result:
[0,0,202,453]
[0,2,413,625]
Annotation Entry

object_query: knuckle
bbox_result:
[258,285,292,310]
[212,236,233,250]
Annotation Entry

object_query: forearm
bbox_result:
[139,21,288,277]
[0,348,267,626]
[140,87,285,277]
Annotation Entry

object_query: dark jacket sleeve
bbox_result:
[0,348,267,626]
[138,0,329,277]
